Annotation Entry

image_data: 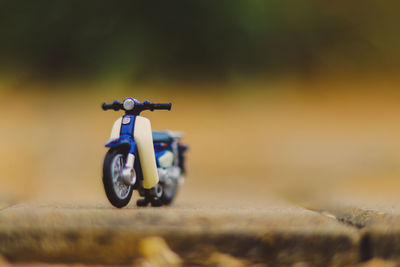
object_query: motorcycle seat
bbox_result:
[152,131,184,142]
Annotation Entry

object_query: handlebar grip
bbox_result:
[102,103,112,110]
[152,103,172,111]
[102,101,122,111]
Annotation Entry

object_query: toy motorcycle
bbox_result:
[101,98,187,208]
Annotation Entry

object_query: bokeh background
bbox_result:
[1,0,400,206]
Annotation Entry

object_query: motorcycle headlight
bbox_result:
[123,98,135,110]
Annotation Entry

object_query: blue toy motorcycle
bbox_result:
[101,98,187,208]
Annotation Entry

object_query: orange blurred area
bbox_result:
[1,76,400,205]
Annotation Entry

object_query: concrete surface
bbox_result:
[305,197,400,264]
[0,200,360,266]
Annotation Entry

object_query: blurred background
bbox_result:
[0,0,400,206]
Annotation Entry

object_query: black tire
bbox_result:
[103,149,133,208]
[160,182,178,205]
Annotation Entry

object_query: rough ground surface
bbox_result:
[306,198,400,264]
[0,200,360,266]
[2,198,400,266]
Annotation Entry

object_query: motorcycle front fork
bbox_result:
[121,153,136,186]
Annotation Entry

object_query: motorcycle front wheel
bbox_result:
[103,149,133,208]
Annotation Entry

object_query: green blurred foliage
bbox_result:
[0,0,398,82]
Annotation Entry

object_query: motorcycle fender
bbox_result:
[109,117,122,141]
[134,116,159,189]
[105,138,134,151]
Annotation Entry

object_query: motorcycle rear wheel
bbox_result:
[161,179,179,205]
[103,149,133,208]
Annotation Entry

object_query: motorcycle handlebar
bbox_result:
[102,100,172,113]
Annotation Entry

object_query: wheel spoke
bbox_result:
[116,159,121,169]
[111,153,130,199]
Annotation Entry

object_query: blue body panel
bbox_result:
[105,115,137,154]
[120,115,136,137]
